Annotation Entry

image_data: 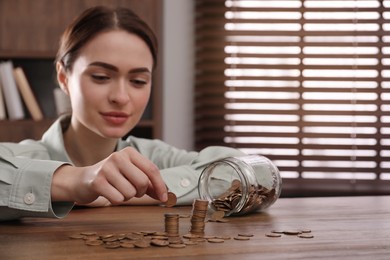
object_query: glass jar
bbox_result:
[198,155,282,216]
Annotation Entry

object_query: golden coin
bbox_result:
[234,236,250,241]
[183,233,201,239]
[207,238,225,243]
[133,240,151,248]
[85,240,103,246]
[165,192,177,207]
[105,242,121,249]
[168,243,186,248]
[210,210,225,221]
[120,242,135,248]
[80,232,97,236]
[298,234,314,239]
[151,239,169,247]
[216,235,231,240]
[283,230,302,235]
[184,240,198,245]
[265,233,282,238]
[237,233,254,237]
[68,234,85,239]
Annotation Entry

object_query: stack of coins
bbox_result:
[164,213,180,237]
[189,199,209,236]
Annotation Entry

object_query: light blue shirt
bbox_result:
[0,116,244,221]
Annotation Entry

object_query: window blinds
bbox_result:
[195,0,390,196]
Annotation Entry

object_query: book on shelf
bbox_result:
[13,67,44,121]
[0,77,6,120]
[0,61,25,120]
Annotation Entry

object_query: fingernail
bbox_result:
[161,192,168,202]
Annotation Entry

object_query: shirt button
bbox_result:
[24,193,35,205]
[180,178,191,188]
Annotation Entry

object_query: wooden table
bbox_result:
[0,196,389,260]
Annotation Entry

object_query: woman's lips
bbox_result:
[101,112,129,125]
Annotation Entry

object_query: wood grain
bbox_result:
[0,196,389,259]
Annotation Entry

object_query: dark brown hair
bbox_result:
[56,6,158,71]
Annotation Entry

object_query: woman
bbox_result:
[0,6,243,221]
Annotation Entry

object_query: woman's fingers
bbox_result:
[122,147,168,202]
[84,147,168,204]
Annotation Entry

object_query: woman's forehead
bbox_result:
[75,30,154,70]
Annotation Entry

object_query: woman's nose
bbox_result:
[108,80,130,105]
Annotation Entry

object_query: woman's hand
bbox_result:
[51,147,168,205]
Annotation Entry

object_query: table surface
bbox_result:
[0,196,389,260]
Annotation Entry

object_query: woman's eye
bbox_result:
[131,79,148,87]
[91,74,110,82]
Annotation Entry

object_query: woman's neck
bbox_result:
[63,120,118,167]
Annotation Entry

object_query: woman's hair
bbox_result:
[56,6,158,71]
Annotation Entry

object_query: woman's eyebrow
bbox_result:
[88,61,151,74]
[89,61,118,72]
[128,67,151,74]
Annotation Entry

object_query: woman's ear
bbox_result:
[56,62,70,95]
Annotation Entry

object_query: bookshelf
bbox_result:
[0,0,162,142]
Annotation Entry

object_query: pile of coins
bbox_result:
[189,199,209,236]
[68,193,314,251]
[69,230,255,249]
[211,179,277,215]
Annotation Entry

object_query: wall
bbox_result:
[162,0,194,150]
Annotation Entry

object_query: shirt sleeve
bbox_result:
[125,137,246,205]
[0,143,74,221]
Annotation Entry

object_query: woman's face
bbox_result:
[60,30,153,139]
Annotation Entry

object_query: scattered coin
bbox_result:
[80,231,97,236]
[151,239,169,247]
[234,236,251,241]
[207,238,225,243]
[265,233,282,238]
[238,233,254,237]
[210,210,225,221]
[168,243,186,248]
[105,242,121,249]
[184,240,198,245]
[298,234,314,239]
[68,234,85,239]
[120,242,135,248]
[133,240,151,248]
[283,230,302,235]
[85,240,104,246]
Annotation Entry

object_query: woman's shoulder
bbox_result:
[0,139,50,159]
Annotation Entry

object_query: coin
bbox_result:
[68,234,85,239]
[85,240,103,246]
[168,243,186,248]
[207,238,225,243]
[151,239,169,247]
[265,233,282,238]
[237,233,254,237]
[234,236,250,241]
[165,192,177,207]
[133,240,151,248]
[283,230,302,235]
[210,210,225,221]
[298,234,314,239]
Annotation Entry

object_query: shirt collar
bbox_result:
[41,115,73,163]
